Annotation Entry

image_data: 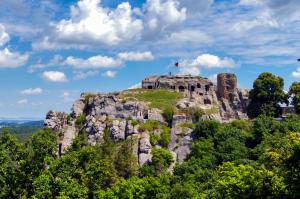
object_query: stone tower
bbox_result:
[217,73,237,100]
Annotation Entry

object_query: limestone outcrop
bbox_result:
[44,73,249,168]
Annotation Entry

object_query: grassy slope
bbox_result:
[122,89,183,111]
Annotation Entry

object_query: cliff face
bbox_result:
[44,74,249,168]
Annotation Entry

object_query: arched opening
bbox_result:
[190,85,195,92]
[205,85,210,92]
[204,99,212,105]
[148,85,153,89]
[179,86,185,92]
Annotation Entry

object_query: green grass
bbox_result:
[122,89,183,111]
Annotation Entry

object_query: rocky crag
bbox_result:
[44,73,249,168]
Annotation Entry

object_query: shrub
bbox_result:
[194,120,221,139]
[162,108,174,127]
[75,114,86,129]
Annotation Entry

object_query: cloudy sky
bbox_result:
[0,0,300,118]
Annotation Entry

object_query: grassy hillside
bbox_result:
[122,89,183,111]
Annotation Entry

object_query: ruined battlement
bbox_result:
[142,73,238,99]
[142,75,214,94]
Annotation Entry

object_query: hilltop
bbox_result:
[44,73,249,167]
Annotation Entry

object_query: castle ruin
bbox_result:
[142,73,248,121]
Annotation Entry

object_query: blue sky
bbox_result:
[0,0,300,118]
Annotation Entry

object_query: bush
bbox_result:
[152,148,174,174]
[194,120,221,139]
[162,108,174,127]
[139,120,160,132]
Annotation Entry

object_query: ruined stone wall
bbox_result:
[217,73,237,100]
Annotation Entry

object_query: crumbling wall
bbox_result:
[217,73,237,100]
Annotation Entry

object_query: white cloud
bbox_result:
[186,54,236,68]
[51,0,143,47]
[17,99,28,105]
[292,68,300,78]
[144,0,186,32]
[179,54,237,75]
[128,82,142,89]
[33,0,189,50]
[0,48,29,68]
[42,71,68,82]
[73,70,99,80]
[21,88,43,95]
[0,24,10,47]
[118,51,154,61]
[102,70,116,78]
[64,55,122,69]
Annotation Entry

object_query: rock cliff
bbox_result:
[44,73,249,168]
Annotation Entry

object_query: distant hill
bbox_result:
[0,119,44,142]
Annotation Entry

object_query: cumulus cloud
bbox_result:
[118,51,154,61]
[73,70,99,80]
[21,88,43,95]
[179,54,237,75]
[33,0,190,50]
[292,68,300,78]
[144,0,187,32]
[0,48,29,68]
[0,24,10,47]
[42,71,68,82]
[64,55,122,69]
[36,0,143,49]
[102,70,116,78]
[17,98,28,105]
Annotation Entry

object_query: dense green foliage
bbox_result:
[0,115,300,198]
[247,72,288,118]
[0,121,43,142]
[2,72,300,198]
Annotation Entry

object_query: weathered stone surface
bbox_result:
[139,133,151,153]
[172,115,192,127]
[110,120,126,141]
[169,127,193,164]
[138,133,152,166]
[139,153,152,166]
[84,94,147,120]
[44,111,68,133]
[71,99,85,118]
[126,120,139,136]
[148,108,165,123]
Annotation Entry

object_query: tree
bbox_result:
[207,162,287,198]
[289,81,300,113]
[194,120,221,139]
[247,72,288,118]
